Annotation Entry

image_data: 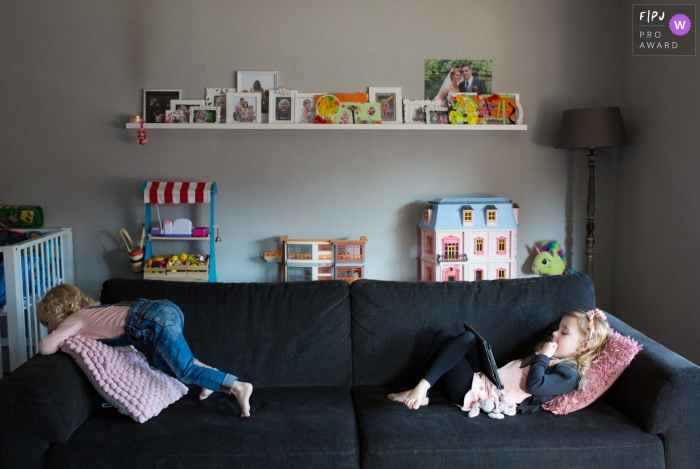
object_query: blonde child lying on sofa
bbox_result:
[389,309,610,414]
[37,284,253,417]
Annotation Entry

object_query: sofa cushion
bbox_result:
[350,276,595,386]
[100,279,352,388]
[352,386,663,469]
[46,387,359,469]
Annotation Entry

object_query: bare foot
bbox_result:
[387,390,429,407]
[231,381,253,418]
[402,379,431,410]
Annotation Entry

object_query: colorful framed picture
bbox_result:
[479,93,523,125]
[294,92,324,123]
[143,89,181,123]
[368,87,402,123]
[334,103,382,124]
[268,89,296,123]
[205,89,235,123]
[446,93,481,124]
[188,106,221,124]
[170,99,205,124]
[403,99,432,124]
[225,92,262,123]
[236,71,278,121]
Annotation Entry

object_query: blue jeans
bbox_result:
[99,299,237,393]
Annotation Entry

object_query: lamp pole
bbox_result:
[585,148,596,280]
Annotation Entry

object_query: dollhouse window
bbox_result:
[288,267,312,282]
[474,238,484,255]
[336,267,362,283]
[487,210,497,226]
[337,244,362,262]
[288,244,312,260]
[318,244,332,260]
[423,209,431,224]
[462,210,473,226]
[497,268,506,279]
[497,237,507,254]
[318,267,332,275]
[426,236,433,254]
[426,267,433,281]
[474,269,483,281]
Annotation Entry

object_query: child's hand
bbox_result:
[539,341,558,357]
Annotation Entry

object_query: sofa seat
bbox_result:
[352,386,664,469]
[47,387,360,469]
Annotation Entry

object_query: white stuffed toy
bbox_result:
[468,395,517,419]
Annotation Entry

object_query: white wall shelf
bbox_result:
[125,123,527,131]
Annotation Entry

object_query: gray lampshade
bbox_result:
[556,107,628,149]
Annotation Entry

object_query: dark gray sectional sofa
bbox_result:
[1,275,698,468]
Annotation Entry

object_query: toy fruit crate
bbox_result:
[186,254,209,282]
[143,255,190,281]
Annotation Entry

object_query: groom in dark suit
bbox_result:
[458,63,488,94]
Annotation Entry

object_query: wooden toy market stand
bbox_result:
[142,181,217,282]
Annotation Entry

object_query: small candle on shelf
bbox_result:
[129,115,143,123]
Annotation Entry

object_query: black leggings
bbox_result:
[422,330,482,405]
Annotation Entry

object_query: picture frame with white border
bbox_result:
[368,87,403,124]
[294,92,325,123]
[403,99,432,124]
[189,106,221,124]
[236,71,278,121]
[205,89,235,123]
[164,110,184,124]
[143,89,181,123]
[425,102,449,125]
[225,92,262,123]
[268,89,297,123]
[170,99,205,124]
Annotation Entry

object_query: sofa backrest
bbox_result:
[100,279,352,388]
[350,275,595,387]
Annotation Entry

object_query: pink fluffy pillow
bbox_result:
[543,330,642,415]
[61,335,188,423]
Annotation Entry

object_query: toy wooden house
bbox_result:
[419,198,519,282]
[264,236,368,283]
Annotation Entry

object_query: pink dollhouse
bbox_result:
[419,198,519,282]
[264,235,368,283]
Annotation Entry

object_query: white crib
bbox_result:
[0,228,74,376]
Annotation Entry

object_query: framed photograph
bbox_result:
[143,89,181,123]
[368,87,402,123]
[403,99,432,124]
[334,103,381,124]
[189,106,221,124]
[170,99,205,124]
[426,103,449,125]
[205,89,235,123]
[225,92,262,123]
[294,92,324,123]
[268,89,296,123]
[164,110,184,124]
[236,71,278,121]
[425,60,493,106]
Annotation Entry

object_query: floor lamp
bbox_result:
[556,107,628,281]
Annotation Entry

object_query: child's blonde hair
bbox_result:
[37,284,98,327]
[562,308,610,390]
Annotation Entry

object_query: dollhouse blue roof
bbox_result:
[420,197,519,230]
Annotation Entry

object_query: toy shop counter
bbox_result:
[1,275,698,469]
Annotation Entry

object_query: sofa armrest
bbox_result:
[0,352,103,469]
[603,316,700,469]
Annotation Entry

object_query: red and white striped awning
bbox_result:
[143,182,214,204]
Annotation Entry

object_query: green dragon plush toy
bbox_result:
[531,240,566,275]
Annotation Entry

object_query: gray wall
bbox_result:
[1,2,622,308]
[613,1,700,364]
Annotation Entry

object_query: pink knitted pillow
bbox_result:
[543,330,642,415]
[61,335,188,423]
